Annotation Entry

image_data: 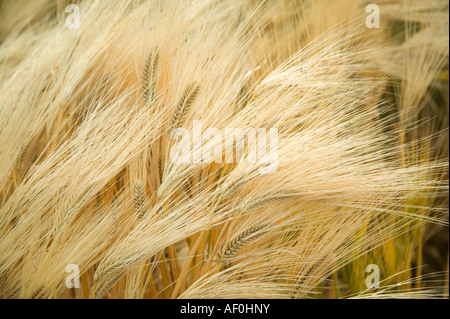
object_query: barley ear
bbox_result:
[243,193,297,213]
[234,84,251,115]
[132,182,146,219]
[142,48,159,107]
[167,84,200,133]
[219,223,269,268]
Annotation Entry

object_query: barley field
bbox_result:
[0,0,448,299]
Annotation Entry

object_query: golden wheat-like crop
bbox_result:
[0,0,448,299]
